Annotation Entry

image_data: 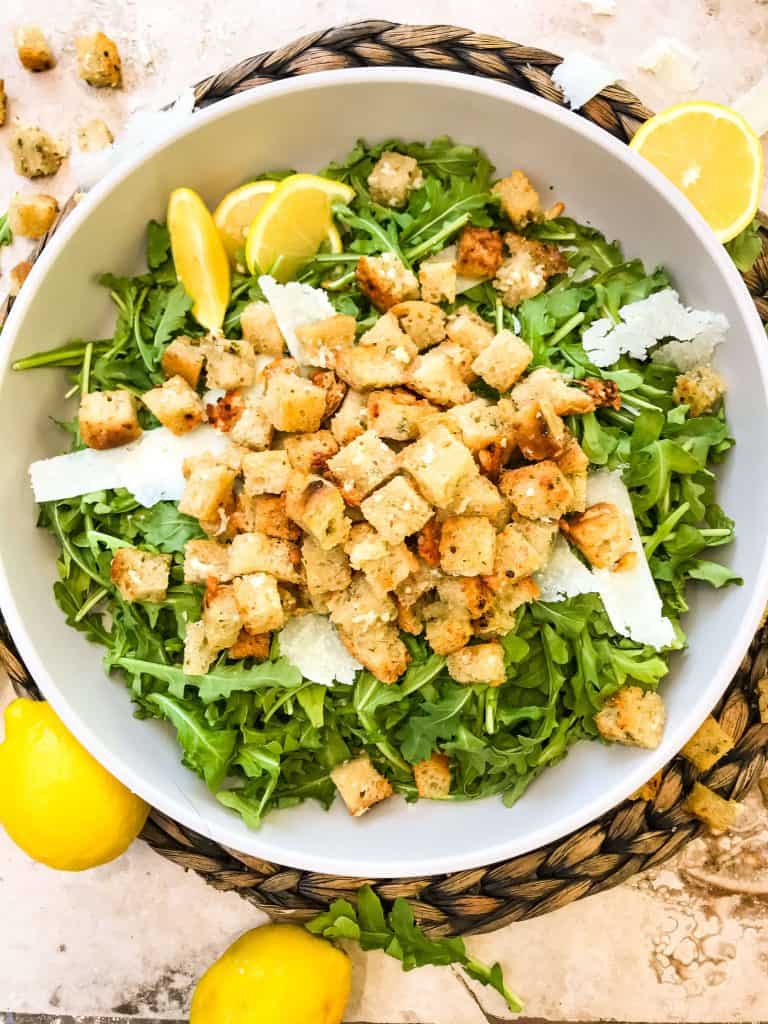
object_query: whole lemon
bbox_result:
[0,698,150,871]
[190,924,351,1024]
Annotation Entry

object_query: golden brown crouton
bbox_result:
[183,620,216,675]
[436,576,492,619]
[285,472,350,550]
[242,450,292,496]
[331,755,394,816]
[8,193,58,239]
[264,368,327,433]
[439,516,496,577]
[367,388,435,442]
[110,547,171,602]
[474,576,540,636]
[9,261,32,296]
[493,170,542,228]
[471,331,533,393]
[302,535,352,596]
[8,125,67,178]
[390,300,446,351]
[228,630,271,661]
[295,315,356,365]
[560,502,634,571]
[556,434,590,476]
[310,369,347,421]
[445,305,494,356]
[359,474,433,544]
[406,343,473,407]
[339,618,410,682]
[673,365,727,417]
[582,377,621,411]
[684,782,739,832]
[161,336,205,388]
[179,460,237,521]
[345,524,417,595]
[77,118,113,152]
[456,226,504,279]
[630,770,663,802]
[447,475,509,529]
[142,375,204,435]
[330,388,368,445]
[327,574,398,632]
[445,399,503,452]
[0,81,7,127]
[229,532,301,583]
[76,32,122,88]
[79,389,141,450]
[284,430,339,475]
[240,301,285,355]
[335,333,417,391]
[367,151,423,208]
[500,461,574,520]
[356,253,420,312]
[508,397,567,462]
[396,558,441,607]
[231,494,300,541]
[413,752,451,799]
[494,234,568,308]
[203,335,257,390]
[183,539,233,585]
[229,400,273,451]
[418,251,457,304]
[680,716,734,772]
[15,26,55,71]
[424,599,473,655]
[401,425,478,509]
[595,686,665,749]
[232,573,284,633]
[446,642,506,687]
[510,367,595,416]
[206,391,246,433]
[203,585,242,650]
[487,523,544,585]
[327,429,398,504]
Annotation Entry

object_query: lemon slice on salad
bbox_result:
[245,173,354,281]
[213,180,278,263]
[168,187,231,332]
[629,102,762,243]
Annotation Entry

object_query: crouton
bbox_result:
[206,391,246,434]
[508,397,567,462]
[330,388,368,445]
[229,400,273,451]
[582,378,621,411]
[684,782,739,832]
[242,450,292,496]
[556,434,590,476]
[400,425,478,508]
[500,461,573,520]
[367,151,423,208]
[331,755,394,816]
[228,630,271,661]
[367,388,435,441]
[510,367,595,416]
[285,472,350,550]
[487,523,544,586]
[310,369,347,421]
[141,374,204,435]
[356,253,420,312]
[15,26,55,71]
[630,770,663,802]
[339,622,411,683]
[446,642,506,687]
[231,493,299,541]
[345,524,416,595]
[680,716,735,772]
[8,124,67,178]
[76,32,122,88]
[203,585,242,650]
[77,118,113,152]
[284,430,339,475]
[477,576,540,636]
[390,300,446,351]
[161,336,205,387]
[395,558,441,609]
[456,226,504,279]
[359,474,433,544]
[494,234,568,307]
[445,305,494,356]
[566,472,588,515]
[471,331,533,393]
[416,517,442,568]
[424,600,473,655]
[335,333,416,391]
[673,365,727,417]
[183,539,233,584]
[302,535,352,596]
[406,343,473,406]
[229,532,301,583]
[79,389,141,450]
[240,301,285,355]
[595,686,665,749]
[418,251,457,304]
[8,193,58,239]
[179,459,236,521]
[9,261,32,296]
[327,574,397,632]
[440,516,496,576]
[0,81,7,127]
[492,170,542,228]
[110,547,171,602]
[232,573,284,633]
[436,576,492,619]
[447,475,509,529]
[413,752,451,799]
[203,335,257,390]
[295,315,356,365]
[327,430,398,504]
[446,398,504,452]
[183,620,216,675]
[560,502,634,571]
[263,368,327,433]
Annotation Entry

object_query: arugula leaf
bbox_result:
[153,282,193,349]
[400,685,473,763]
[134,502,206,553]
[0,212,12,247]
[725,219,762,272]
[146,220,171,269]
[147,693,237,789]
[118,656,303,701]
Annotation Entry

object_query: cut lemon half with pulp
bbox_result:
[214,180,278,263]
[630,101,763,242]
[168,187,231,332]
[245,173,355,281]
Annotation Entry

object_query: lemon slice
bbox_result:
[629,101,763,242]
[213,180,278,263]
[168,187,231,332]
[245,173,355,281]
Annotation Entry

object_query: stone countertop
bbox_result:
[2,2,768,1022]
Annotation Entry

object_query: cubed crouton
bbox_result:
[110,547,171,602]
[359,474,433,544]
[630,770,663,802]
[487,523,544,586]
[161,336,205,387]
[406,343,473,406]
[456,226,504,279]
[328,574,398,632]
[76,32,122,88]
[230,493,300,541]
[229,400,273,451]
[310,369,347,421]
[447,475,509,529]
[390,300,446,351]
[179,460,236,521]
[424,600,473,655]
[232,573,284,633]
[445,305,494,356]
[582,378,621,411]
[440,516,496,576]
[595,686,665,749]
[206,391,246,433]
[560,502,634,571]
[229,532,301,583]
[508,397,567,461]
[284,430,339,474]
[8,124,67,178]
[77,118,113,152]
[330,388,368,445]
[356,253,419,312]
[436,576,492,619]
[416,517,442,568]
[228,629,271,661]
[285,472,350,550]
[302,535,351,596]
[9,261,32,296]
[684,782,739,832]
[400,425,478,508]
[471,330,532,392]
[396,558,441,609]
[15,26,55,71]
[79,389,141,450]
[446,642,506,687]
[494,234,568,308]
[295,315,356,365]
[142,375,204,435]
[413,752,451,799]
[492,170,541,228]
[334,334,417,391]
[8,193,58,239]
[367,151,423,208]
[680,716,735,772]
[203,335,257,389]
[203,585,242,650]
[327,429,398,504]
[673,365,727,417]
[446,398,504,452]
[510,367,595,416]
[264,368,327,433]
[556,433,589,477]
[418,251,457,304]
[183,620,216,675]
[345,524,417,595]
[242,450,291,496]
[500,461,573,520]
[339,621,411,683]
[474,576,540,636]
[367,388,435,441]
[331,755,394,816]
[183,539,233,584]
[239,301,285,355]
[0,81,7,127]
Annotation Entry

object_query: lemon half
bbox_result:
[168,187,231,332]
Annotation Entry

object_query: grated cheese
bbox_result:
[552,53,619,110]
[258,274,336,367]
[278,613,362,686]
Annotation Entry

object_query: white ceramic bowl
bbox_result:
[2,68,768,878]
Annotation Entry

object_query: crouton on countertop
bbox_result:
[8,125,67,178]
[15,26,55,71]
[8,193,59,239]
[77,118,113,152]
[76,32,123,88]
[680,716,734,772]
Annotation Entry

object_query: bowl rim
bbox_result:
[2,65,768,878]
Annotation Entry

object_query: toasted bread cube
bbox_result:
[232,573,284,633]
[229,400,273,451]
[356,253,419,312]
[203,335,257,389]
[335,335,416,391]
[183,539,233,584]
[509,398,567,462]
[416,517,442,568]
[680,716,734,772]
[436,576,492,619]
[630,770,663,802]
[110,547,171,602]
[390,300,446,351]
[76,32,122,88]
[161,336,204,387]
[302,535,351,596]
[16,26,55,71]
[345,524,416,595]
[9,261,32,296]
[684,782,739,832]
[284,430,339,474]
[560,502,634,571]
[330,388,368,445]
[446,399,504,452]
[77,118,113,152]
[359,475,432,544]
[446,642,506,687]
[396,557,441,606]
[310,368,346,421]
[331,755,393,816]
[340,620,411,683]
[179,461,236,521]
[445,305,494,356]
[0,80,7,127]
[295,315,356,365]
[500,461,573,520]
[424,600,473,655]
[203,585,242,650]
[264,370,327,433]
[183,620,216,675]
[494,234,568,308]
[474,576,540,636]
[8,193,58,239]
[367,151,423,208]
[231,493,300,541]
[400,425,478,509]
[406,343,473,406]
[9,125,67,178]
[595,686,665,749]
[228,629,271,661]
[439,516,496,576]
[456,226,504,279]
[240,301,284,355]
[510,367,594,416]
[285,472,350,550]
[79,389,141,450]
[418,252,456,304]
[328,574,398,632]
[206,391,247,434]
[229,532,301,583]
[367,388,435,442]
[327,430,398,504]
[492,170,541,228]
[673,365,726,417]
[472,330,532,392]
[141,375,204,435]
[449,477,509,530]
[242,450,291,496]
[488,523,544,585]
[413,753,451,799]
[557,434,590,477]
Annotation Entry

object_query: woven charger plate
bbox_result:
[3,20,768,938]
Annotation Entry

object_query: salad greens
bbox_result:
[0,211,12,248]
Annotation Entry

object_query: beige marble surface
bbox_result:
[2,1,768,1021]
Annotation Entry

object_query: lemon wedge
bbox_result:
[168,187,231,332]
[245,173,355,281]
[629,102,763,242]
[213,180,278,263]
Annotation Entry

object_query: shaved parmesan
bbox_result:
[535,536,598,602]
[552,53,618,111]
[638,38,702,93]
[278,613,362,686]
[733,71,768,138]
[29,425,230,507]
[259,274,335,366]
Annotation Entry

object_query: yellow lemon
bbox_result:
[213,180,278,264]
[190,923,351,1024]
[245,173,355,281]
[629,101,763,242]
[168,187,231,331]
[0,698,149,871]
